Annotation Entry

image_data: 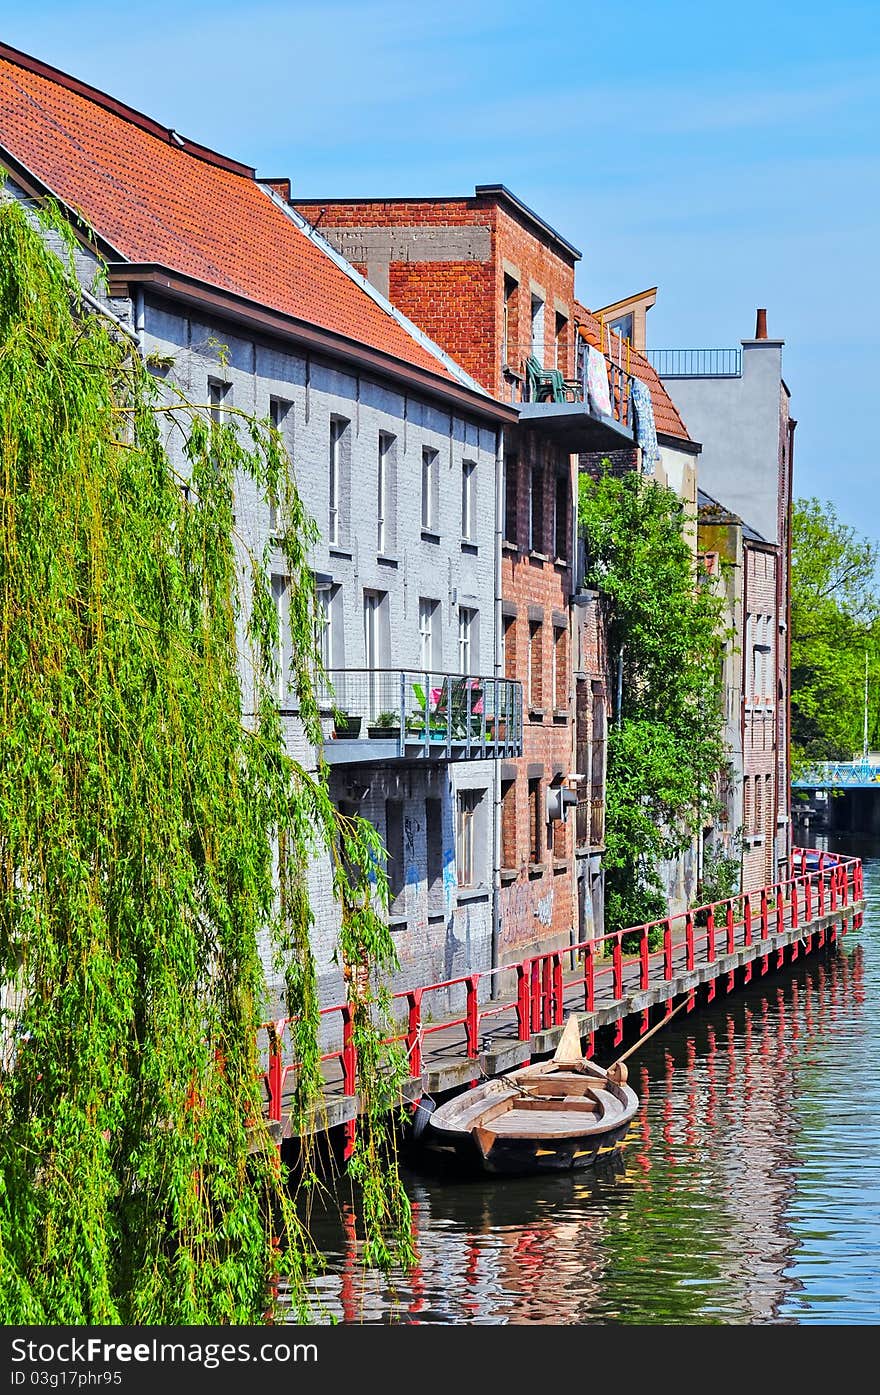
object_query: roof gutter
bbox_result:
[657,430,700,454]
[108,263,518,425]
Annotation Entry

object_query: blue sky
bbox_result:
[3,1,878,537]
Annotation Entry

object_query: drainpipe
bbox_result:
[491,425,504,994]
[134,286,145,348]
[77,284,141,351]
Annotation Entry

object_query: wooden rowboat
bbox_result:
[422,1017,640,1176]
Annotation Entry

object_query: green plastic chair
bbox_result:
[526,354,568,403]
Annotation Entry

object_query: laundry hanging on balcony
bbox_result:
[630,376,660,475]
[585,344,613,417]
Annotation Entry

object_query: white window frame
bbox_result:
[271,574,289,705]
[458,606,475,675]
[208,378,227,425]
[530,294,545,361]
[329,417,346,546]
[461,459,476,541]
[316,580,333,672]
[419,598,439,672]
[269,396,291,534]
[377,432,394,554]
[457,789,480,888]
[422,447,438,531]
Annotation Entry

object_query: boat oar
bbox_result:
[606,996,691,1085]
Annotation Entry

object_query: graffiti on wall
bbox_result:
[499,878,555,952]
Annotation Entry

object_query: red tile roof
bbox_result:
[0,45,486,396]
[574,301,691,442]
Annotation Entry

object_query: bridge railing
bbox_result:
[793,758,880,788]
[259,848,862,1129]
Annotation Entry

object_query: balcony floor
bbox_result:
[322,735,521,764]
[518,401,634,453]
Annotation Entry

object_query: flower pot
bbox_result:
[333,715,362,739]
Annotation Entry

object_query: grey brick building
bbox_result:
[0,42,522,1032]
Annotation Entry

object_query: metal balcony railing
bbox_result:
[523,353,634,430]
[644,348,742,378]
[575,793,605,848]
[316,669,524,760]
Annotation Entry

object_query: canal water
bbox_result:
[295,832,880,1325]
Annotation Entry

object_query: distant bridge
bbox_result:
[792,758,880,790]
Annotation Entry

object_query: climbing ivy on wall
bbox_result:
[578,468,728,936]
[0,198,413,1323]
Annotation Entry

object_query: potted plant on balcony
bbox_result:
[332,710,362,739]
[367,709,401,740]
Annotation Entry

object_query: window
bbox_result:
[315,579,340,673]
[208,378,228,424]
[609,312,634,343]
[753,772,763,836]
[504,454,518,544]
[529,464,544,553]
[385,799,405,913]
[363,589,388,718]
[530,293,545,362]
[271,573,289,705]
[377,432,396,553]
[458,606,477,674]
[554,311,568,372]
[207,379,229,478]
[421,446,439,532]
[329,416,349,546]
[554,472,569,561]
[268,396,292,532]
[426,797,444,908]
[743,776,752,834]
[419,597,441,672]
[528,778,542,864]
[457,789,482,888]
[501,779,516,870]
[553,625,567,710]
[461,459,476,541]
[503,614,517,682]
[502,274,518,366]
[528,620,543,710]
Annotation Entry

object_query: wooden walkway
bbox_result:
[262,849,865,1148]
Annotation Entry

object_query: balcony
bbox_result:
[518,352,635,453]
[644,348,742,379]
[316,669,523,763]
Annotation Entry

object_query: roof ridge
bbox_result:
[265,187,494,400]
[0,41,255,178]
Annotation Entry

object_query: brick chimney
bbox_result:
[755,307,768,339]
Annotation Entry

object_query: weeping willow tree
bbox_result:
[0,197,414,1323]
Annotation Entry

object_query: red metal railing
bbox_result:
[259,848,862,1127]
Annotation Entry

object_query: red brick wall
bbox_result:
[388,261,496,388]
[492,205,578,396]
[291,193,578,400]
[499,433,576,959]
[292,197,501,391]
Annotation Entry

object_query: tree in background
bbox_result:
[0,199,413,1323]
[579,469,727,936]
[791,497,880,765]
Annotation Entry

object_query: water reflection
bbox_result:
[294,835,879,1325]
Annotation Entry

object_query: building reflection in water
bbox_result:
[293,931,868,1325]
